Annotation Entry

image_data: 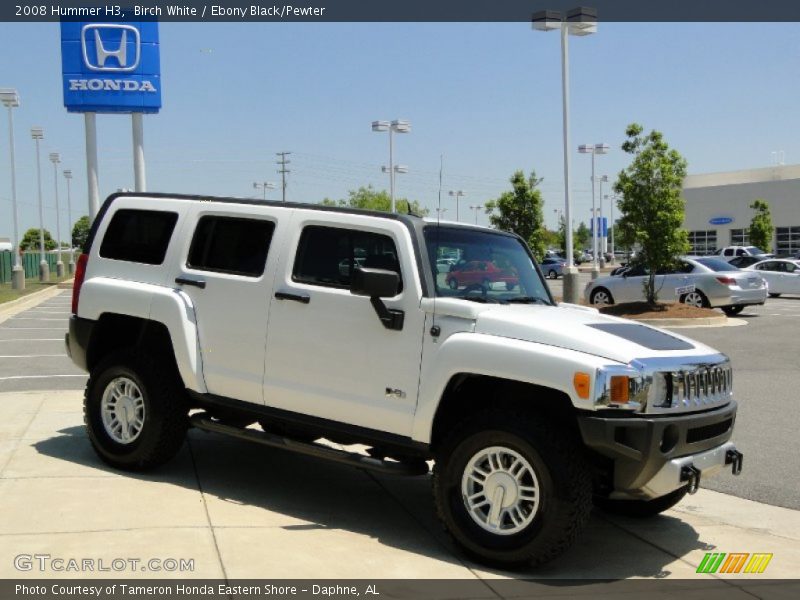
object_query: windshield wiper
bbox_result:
[505,296,550,305]
[458,296,501,304]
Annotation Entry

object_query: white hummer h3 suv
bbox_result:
[66,193,743,567]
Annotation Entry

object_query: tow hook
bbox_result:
[725,449,744,476]
[681,465,702,494]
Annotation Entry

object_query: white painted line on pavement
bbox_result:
[0,374,85,381]
[8,317,68,321]
[0,328,66,330]
[0,339,63,342]
[0,354,67,358]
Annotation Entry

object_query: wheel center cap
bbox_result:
[118,396,134,425]
[484,472,518,507]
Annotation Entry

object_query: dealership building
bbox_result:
[682,164,800,256]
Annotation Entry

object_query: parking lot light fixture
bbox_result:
[532,6,597,302]
[63,169,75,273]
[579,142,609,278]
[372,119,411,213]
[49,152,64,277]
[30,126,49,282]
[448,190,466,222]
[253,181,276,201]
[0,88,24,289]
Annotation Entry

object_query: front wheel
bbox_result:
[722,305,744,316]
[594,487,689,518]
[433,411,592,567]
[84,349,188,471]
[548,270,558,280]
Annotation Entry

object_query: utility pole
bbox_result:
[276,152,291,202]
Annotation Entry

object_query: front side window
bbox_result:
[100,209,178,265]
[293,225,402,290]
[187,216,275,277]
[424,226,552,304]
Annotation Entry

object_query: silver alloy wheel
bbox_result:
[683,291,705,308]
[100,376,145,444]
[461,446,540,535]
[591,289,611,305]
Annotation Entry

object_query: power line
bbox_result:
[276,151,291,202]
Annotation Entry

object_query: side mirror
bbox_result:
[350,268,404,331]
[350,267,399,298]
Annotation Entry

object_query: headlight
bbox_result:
[593,366,650,411]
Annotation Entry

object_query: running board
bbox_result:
[189,413,429,476]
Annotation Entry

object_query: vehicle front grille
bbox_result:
[653,364,733,412]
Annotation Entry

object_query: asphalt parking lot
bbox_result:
[1,287,799,512]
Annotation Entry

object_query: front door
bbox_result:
[262,213,426,436]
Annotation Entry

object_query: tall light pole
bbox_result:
[31,127,48,282]
[469,204,482,225]
[253,181,276,200]
[448,190,465,221]
[63,169,75,274]
[606,193,617,262]
[372,119,410,213]
[532,6,597,303]
[578,142,609,278]
[0,88,24,290]
[597,174,608,261]
[435,207,448,219]
[382,165,408,209]
[49,152,64,278]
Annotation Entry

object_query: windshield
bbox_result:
[695,257,740,272]
[424,226,553,304]
[746,246,767,255]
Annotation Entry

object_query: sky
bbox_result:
[1,21,799,243]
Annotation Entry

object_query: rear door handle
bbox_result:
[175,276,206,289]
[275,291,310,304]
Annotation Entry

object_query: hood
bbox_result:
[472,303,720,364]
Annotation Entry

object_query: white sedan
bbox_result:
[745,259,800,297]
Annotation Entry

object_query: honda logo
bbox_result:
[81,24,140,73]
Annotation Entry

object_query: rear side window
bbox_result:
[99,209,178,265]
[187,216,275,277]
[293,225,402,290]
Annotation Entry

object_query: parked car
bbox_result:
[745,259,800,297]
[446,259,519,291]
[436,258,453,273]
[728,255,763,269]
[584,256,767,315]
[714,246,773,263]
[540,257,566,279]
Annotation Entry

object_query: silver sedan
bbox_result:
[584,256,767,316]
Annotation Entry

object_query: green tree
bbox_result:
[320,186,427,215]
[575,221,591,249]
[20,228,56,251]
[485,170,547,259]
[72,216,91,249]
[557,216,581,256]
[613,123,689,305]
[748,199,773,252]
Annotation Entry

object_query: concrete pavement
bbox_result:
[0,389,798,582]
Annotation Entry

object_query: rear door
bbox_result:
[175,205,287,403]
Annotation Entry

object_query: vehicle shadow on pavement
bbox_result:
[34,426,711,579]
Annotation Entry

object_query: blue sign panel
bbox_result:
[591,217,608,237]
[709,216,734,225]
[61,20,161,113]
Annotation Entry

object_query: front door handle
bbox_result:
[275,291,310,304]
[175,276,206,289]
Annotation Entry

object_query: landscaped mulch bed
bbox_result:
[598,302,720,320]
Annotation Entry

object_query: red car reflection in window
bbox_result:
[446,260,519,291]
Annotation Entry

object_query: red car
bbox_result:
[446,260,519,291]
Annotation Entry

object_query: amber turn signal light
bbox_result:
[573,372,591,399]
[609,375,630,404]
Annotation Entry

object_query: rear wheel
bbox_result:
[590,287,614,305]
[769,293,781,298]
[722,305,744,316]
[594,487,688,518]
[84,349,188,470]
[433,411,592,567]
[548,269,558,280]
[681,290,709,308]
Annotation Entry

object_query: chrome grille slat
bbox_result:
[661,364,732,413]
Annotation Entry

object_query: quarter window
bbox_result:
[100,209,178,265]
[187,216,275,277]
[293,226,402,290]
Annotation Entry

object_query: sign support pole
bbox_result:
[85,112,100,221]
[132,113,146,192]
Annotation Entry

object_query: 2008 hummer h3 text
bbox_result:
[66,193,743,567]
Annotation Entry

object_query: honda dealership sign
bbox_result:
[60,20,161,113]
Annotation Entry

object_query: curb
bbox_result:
[630,315,730,327]
[0,283,70,325]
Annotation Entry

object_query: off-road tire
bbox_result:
[594,486,689,518]
[84,349,188,471]
[432,410,592,567]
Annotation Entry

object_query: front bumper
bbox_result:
[578,401,741,499]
